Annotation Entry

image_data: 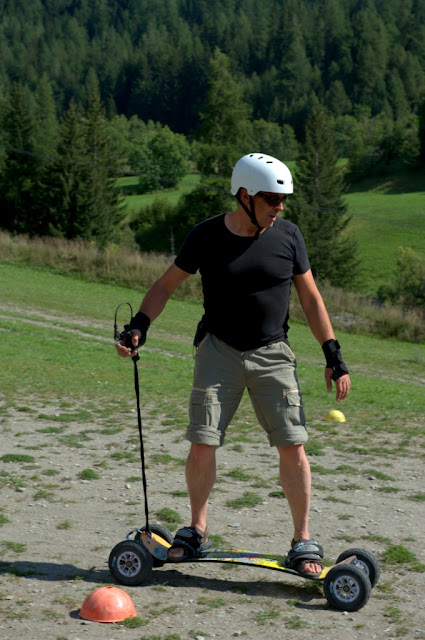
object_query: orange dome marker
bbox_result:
[79,586,136,623]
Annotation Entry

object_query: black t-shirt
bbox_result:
[175,213,310,350]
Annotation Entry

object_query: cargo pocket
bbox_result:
[283,389,306,427]
[188,388,223,446]
[189,389,220,429]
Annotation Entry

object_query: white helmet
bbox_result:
[231,153,293,196]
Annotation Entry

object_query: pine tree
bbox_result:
[141,48,254,253]
[196,48,252,179]
[0,83,46,236]
[46,92,126,246]
[287,103,359,288]
[34,74,58,159]
[176,48,251,234]
[45,100,88,237]
[81,90,126,247]
[418,100,425,165]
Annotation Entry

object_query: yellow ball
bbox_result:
[325,409,346,422]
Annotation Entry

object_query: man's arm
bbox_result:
[115,263,191,357]
[139,263,191,322]
[293,270,350,402]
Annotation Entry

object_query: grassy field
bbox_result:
[1,263,424,456]
[118,169,425,298]
[346,170,425,295]
[118,173,201,212]
[1,262,424,638]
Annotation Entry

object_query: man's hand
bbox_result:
[115,311,151,358]
[325,369,351,402]
[115,329,141,358]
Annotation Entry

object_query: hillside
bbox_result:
[345,169,425,295]
[120,169,425,299]
[2,1,424,287]
[1,0,424,134]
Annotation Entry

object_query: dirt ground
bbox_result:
[1,389,424,640]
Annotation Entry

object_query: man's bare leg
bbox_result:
[277,444,322,574]
[168,443,217,559]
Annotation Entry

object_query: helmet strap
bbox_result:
[236,193,262,230]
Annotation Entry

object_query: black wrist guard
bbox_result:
[129,311,151,346]
[322,339,349,381]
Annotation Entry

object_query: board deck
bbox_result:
[110,530,376,610]
[140,531,332,580]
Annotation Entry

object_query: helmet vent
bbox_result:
[277,180,283,184]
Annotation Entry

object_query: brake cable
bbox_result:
[114,302,150,534]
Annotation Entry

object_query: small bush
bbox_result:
[378,247,425,309]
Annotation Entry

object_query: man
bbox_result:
[116,152,350,577]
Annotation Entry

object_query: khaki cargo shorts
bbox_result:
[186,333,307,447]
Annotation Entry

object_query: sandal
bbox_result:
[284,538,324,579]
[168,526,212,561]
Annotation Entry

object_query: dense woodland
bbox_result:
[1,0,425,134]
[0,0,425,305]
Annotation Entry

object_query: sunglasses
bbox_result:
[256,192,288,206]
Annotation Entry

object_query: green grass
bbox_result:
[0,260,198,354]
[0,454,35,463]
[33,489,56,502]
[254,606,281,625]
[345,170,425,296]
[382,544,425,571]
[0,263,423,462]
[226,492,263,509]
[150,453,185,467]
[284,614,311,629]
[118,616,147,628]
[0,541,27,554]
[196,596,227,609]
[119,173,201,213]
[408,493,425,502]
[156,507,182,525]
[268,490,285,498]
[225,467,255,481]
[0,513,10,526]
[78,468,100,480]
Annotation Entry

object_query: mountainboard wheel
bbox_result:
[135,523,174,567]
[336,548,380,588]
[108,540,153,586]
[323,564,371,611]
